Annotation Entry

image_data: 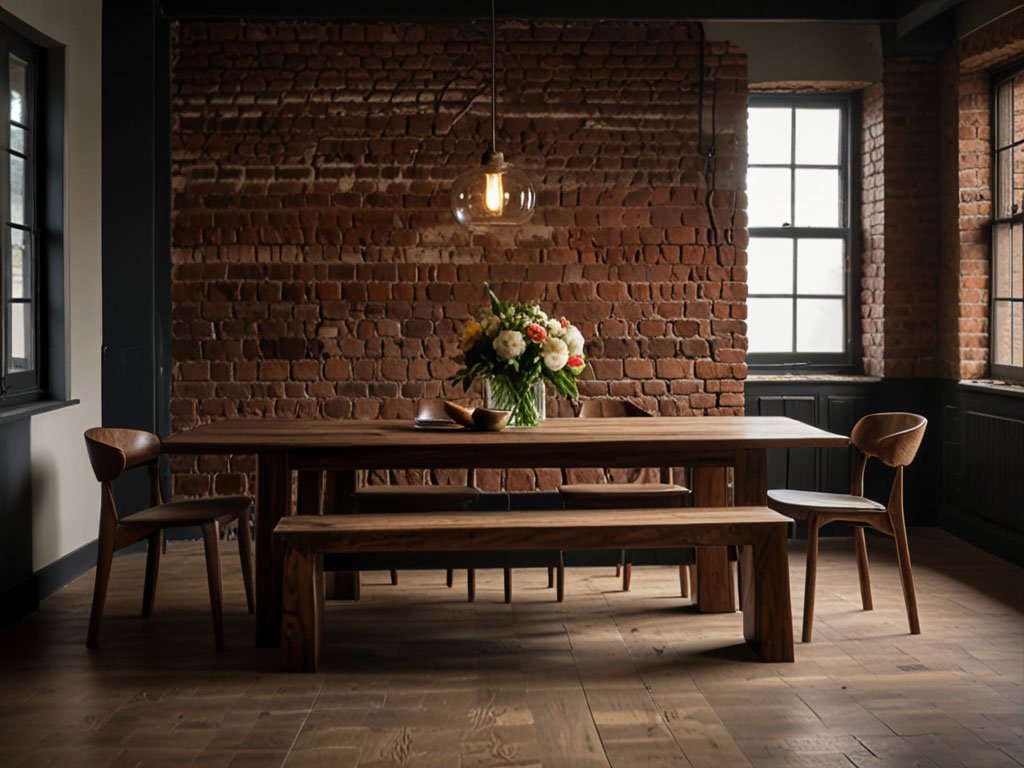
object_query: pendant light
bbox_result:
[450,0,536,229]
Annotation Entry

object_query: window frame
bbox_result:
[1,31,42,404]
[746,92,861,373]
[0,10,65,414]
[990,64,1024,384]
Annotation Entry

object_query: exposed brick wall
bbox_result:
[935,8,1024,379]
[858,60,941,378]
[170,20,749,494]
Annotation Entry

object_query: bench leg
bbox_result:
[281,544,323,672]
[741,525,794,663]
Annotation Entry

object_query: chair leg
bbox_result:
[853,527,873,611]
[615,549,624,577]
[621,553,632,592]
[87,524,117,648]
[802,516,820,643]
[891,515,921,635]
[142,531,162,618]
[504,568,512,604]
[390,569,399,586]
[467,569,476,602]
[556,551,565,603]
[679,563,691,599]
[201,521,225,650]
[237,510,255,615]
[446,569,454,588]
[547,565,555,589]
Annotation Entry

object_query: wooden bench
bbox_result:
[273,507,795,671]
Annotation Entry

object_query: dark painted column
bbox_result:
[101,0,172,514]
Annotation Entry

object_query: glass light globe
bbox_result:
[451,152,536,229]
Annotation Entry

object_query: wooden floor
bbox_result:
[0,529,1021,768]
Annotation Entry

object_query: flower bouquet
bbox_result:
[451,286,587,427]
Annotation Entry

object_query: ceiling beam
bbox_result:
[159,0,919,22]
[897,0,962,36]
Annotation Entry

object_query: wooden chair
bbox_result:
[767,412,927,643]
[83,428,254,650]
[352,400,484,600]
[555,398,691,601]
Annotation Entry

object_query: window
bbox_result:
[746,96,854,368]
[992,68,1024,381]
[0,14,63,411]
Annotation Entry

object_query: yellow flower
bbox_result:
[460,319,483,352]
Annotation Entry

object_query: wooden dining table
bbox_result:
[162,415,848,647]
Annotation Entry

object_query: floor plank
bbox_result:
[0,529,1020,767]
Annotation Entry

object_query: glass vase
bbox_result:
[483,377,546,427]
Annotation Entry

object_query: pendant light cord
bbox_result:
[490,0,497,153]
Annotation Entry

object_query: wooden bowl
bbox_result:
[472,408,512,432]
[443,400,476,429]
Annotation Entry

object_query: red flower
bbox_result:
[567,355,585,372]
[526,323,547,343]
[560,316,570,328]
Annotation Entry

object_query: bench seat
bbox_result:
[274,507,794,671]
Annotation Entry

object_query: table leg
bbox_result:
[256,451,290,647]
[281,543,323,672]
[734,447,769,608]
[692,467,735,613]
[741,524,794,662]
[323,470,360,601]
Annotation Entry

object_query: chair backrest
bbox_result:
[84,428,161,482]
[578,398,652,419]
[851,413,927,468]
[567,398,663,485]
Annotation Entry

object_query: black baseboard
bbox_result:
[0,538,148,627]
[939,504,1024,568]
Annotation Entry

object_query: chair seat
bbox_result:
[558,483,689,508]
[120,496,252,528]
[354,485,480,512]
[767,489,886,517]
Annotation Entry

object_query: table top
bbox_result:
[162,416,848,469]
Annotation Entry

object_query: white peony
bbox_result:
[541,336,569,371]
[493,330,526,360]
[545,319,562,337]
[561,325,585,356]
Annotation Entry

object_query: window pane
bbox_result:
[748,238,793,295]
[1014,221,1024,300]
[797,239,844,295]
[795,109,841,165]
[10,153,24,225]
[7,301,33,372]
[794,168,840,226]
[996,79,1013,149]
[747,168,791,227]
[796,298,844,352]
[994,223,1012,298]
[10,227,29,299]
[10,125,25,154]
[747,298,793,353]
[996,148,1013,218]
[748,107,791,165]
[1015,74,1024,145]
[1014,302,1024,366]
[10,55,27,125]
[993,300,1012,365]
[1015,145,1024,216]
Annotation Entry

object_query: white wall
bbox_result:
[704,22,883,87]
[0,0,102,570]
